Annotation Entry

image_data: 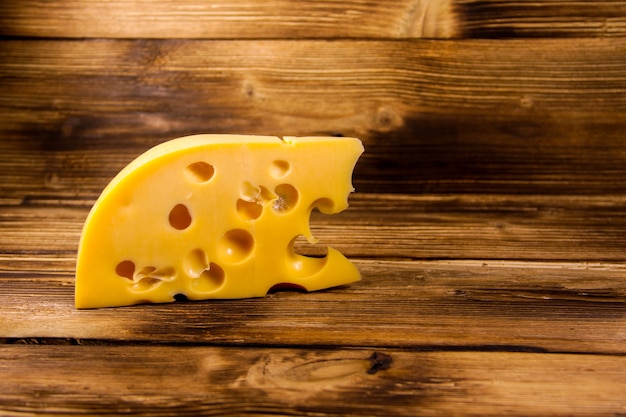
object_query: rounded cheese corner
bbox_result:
[75,134,364,308]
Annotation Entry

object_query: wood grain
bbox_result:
[2,345,626,416]
[2,2,626,414]
[2,193,623,354]
[457,0,626,38]
[0,0,457,39]
[2,256,625,353]
[2,0,626,39]
[5,194,626,261]
[3,39,626,196]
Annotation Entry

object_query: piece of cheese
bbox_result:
[75,134,364,308]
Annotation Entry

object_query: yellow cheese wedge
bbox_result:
[75,134,364,308]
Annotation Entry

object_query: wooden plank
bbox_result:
[5,194,626,261]
[2,1,626,39]
[2,39,626,196]
[339,193,626,260]
[1,345,625,416]
[1,258,625,353]
[4,193,624,352]
[457,0,626,38]
[0,0,457,39]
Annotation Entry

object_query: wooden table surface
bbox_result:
[2,1,626,416]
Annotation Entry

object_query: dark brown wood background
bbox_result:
[1,1,626,416]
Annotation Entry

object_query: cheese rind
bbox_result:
[75,135,364,308]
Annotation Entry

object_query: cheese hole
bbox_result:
[240,181,258,200]
[185,161,214,183]
[240,181,274,203]
[290,234,327,258]
[169,204,192,230]
[132,277,161,292]
[270,160,291,178]
[236,199,262,220]
[287,235,328,277]
[137,266,156,276]
[311,197,335,214]
[218,229,255,263]
[115,260,135,280]
[130,266,176,292]
[268,283,307,293]
[289,253,328,277]
[183,248,208,278]
[192,262,225,292]
[174,293,189,302]
[273,184,299,213]
[137,266,176,281]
